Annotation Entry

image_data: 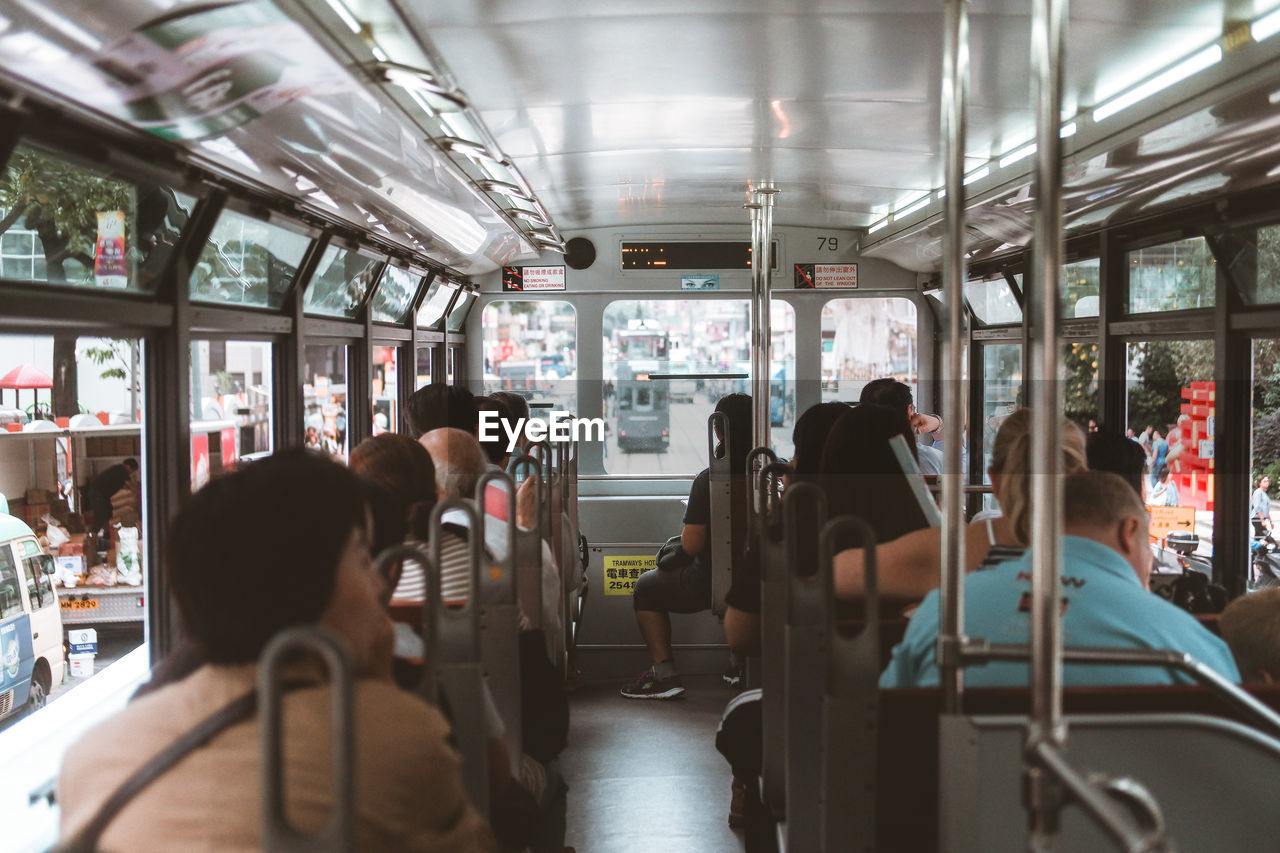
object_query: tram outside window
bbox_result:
[304,244,383,319]
[1251,338,1280,581]
[1127,237,1216,314]
[372,346,399,435]
[0,333,147,732]
[415,347,435,388]
[964,275,1021,326]
[190,209,310,309]
[372,266,421,324]
[1238,224,1280,305]
[981,342,1023,505]
[481,301,576,415]
[1126,338,1215,565]
[1064,340,1100,431]
[446,290,476,332]
[304,344,349,461]
[189,340,272,490]
[601,299,796,475]
[1063,258,1100,318]
[0,145,195,293]
[820,297,919,407]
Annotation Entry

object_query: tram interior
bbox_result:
[2,0,1280,850]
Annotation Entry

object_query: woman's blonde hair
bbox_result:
[990,408,1088,544]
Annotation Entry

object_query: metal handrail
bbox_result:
[259,628,354,853]
[746,445,779,520]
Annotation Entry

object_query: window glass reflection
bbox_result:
[191,210,310,308]
[1127,237,1216,314]
[305,244,382,318]
[371,266,419,324]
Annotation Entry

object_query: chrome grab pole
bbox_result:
[1027,0,1069,845]
[937,0,970,715]
[746,199,764,449]
[750,185,778,451]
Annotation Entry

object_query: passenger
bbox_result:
[1219,588,1280,683]
[57,450,492,851]
[490,390,533,469]
[1086,430,1147,499]
[405,382,479,439]
[881,470,1240,688]
[832,409,1087,601]
[858,378,943,476]
[621,393,751,700]
[475,394,515,469]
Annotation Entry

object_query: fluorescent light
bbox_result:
[868,219,889,234]
[895,195,931,219]
[371,45,388,62]
[322,0,362,34]
[999,144,1036,168]
[1092,45,1222,122]
[1060,122,1077,138]
[963,167,990,185]
[1253,8,1280,41]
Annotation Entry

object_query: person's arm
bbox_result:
[834,521,996,601]
[681,523,707,556]
[910,411,943,435]
[724,605,760,656]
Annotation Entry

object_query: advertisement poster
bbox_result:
[681,275,719,290]
[0,617,33,692]
[603,555,656,595]
[94,211,129,289]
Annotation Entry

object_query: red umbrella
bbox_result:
[0,364,53,389]
[0,364,54,416]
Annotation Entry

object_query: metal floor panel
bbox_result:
[563,675,744,853]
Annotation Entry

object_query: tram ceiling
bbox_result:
[0,0,565,276]
[401,0,1277,237]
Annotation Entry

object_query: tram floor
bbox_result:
[563,674,744,853]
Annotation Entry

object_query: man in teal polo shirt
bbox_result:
[881,470,1239,688]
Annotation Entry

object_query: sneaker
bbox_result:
[723,663,745,688]
[619,666,685,699]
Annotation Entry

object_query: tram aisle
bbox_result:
[563,676,742,852]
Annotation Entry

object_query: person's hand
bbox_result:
[910,411,942,435]
[516,476,538,531]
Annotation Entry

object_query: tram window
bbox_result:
[0,145,195,293]
[446,290,476,332]
[820,297,918,404]
[190,340,272,489]
[1126,339,1215,561]
[416,280,458,331]
[371,266,420,324]
[1062,258,1100,318]
[1239,224,1280,305]
[415,346,435,387]
[601,299,796,475]
[964,276,1021,325]
[981,343,1023,503]
[304,244,383,319]
[190,210,309,309]
[1064,340,1099,431]
[372,346,399,435]
[304,345,349,461]
[1252,338,1280,581]
[1127,237,1216,314]
[0,332,148,719]
[482,301,576,413]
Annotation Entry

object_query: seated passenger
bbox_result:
[58,450,492,851]
[405,382,479,439]
[881,470,1240,688]
[1219,588,1280,684]
[622,393,751,699]
[833,409,1087,601]
[859,378,943,476]
[1086,430,1147,499]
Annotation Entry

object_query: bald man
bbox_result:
[882,470,1239,688]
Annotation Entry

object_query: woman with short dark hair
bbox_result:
[58,450,492,851]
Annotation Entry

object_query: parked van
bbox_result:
[0,494,63,722]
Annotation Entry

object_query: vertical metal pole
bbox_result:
[938,0,970,714]
[756,186,778,450]
[1027,0,1069,846]
[746,199,766,449]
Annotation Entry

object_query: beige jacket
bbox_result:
[58,664,494,852]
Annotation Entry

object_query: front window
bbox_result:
[482,301,577,413]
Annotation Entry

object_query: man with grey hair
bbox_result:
[1219,588,1280,684]
[882,470,1239,688]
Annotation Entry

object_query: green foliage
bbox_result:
[1063,341,1098,427]
[81,340,139,391]
[1126,339,1213,432]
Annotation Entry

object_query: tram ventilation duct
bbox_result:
[0,0,562,275]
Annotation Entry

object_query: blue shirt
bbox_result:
[880,536,1240,688]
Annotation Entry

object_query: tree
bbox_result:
[82,339,141,419]
[1126,339,1213,433]
[1063,341,1098,427]
[1,148,134,417]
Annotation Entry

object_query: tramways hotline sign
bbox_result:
[793,263,858,289]
[503,265,566,292]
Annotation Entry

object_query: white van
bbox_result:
[0,496,64,722]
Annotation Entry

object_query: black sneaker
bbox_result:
[723,664,745,687]
[619,666,685,699]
